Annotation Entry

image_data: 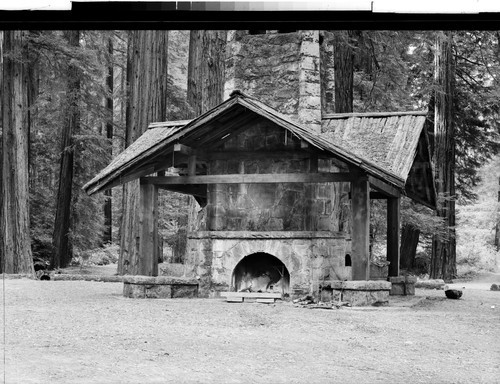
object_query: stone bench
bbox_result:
[389,276,418,296]
[123,276,199,299]
[319,280,392,306]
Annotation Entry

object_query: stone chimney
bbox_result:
[224,30,326,133]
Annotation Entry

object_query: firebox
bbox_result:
[232,252,290,293]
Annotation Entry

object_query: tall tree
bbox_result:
[1,31,34,274]
[119,30,169,275]
[187,30,226,116]
[332,30,355,234]
[103,37,113,244]
[430,32,456,281]
[333,30,354,114]
[52,30,81,269]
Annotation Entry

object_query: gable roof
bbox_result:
[83,91,435,208]
[321,111,436,208]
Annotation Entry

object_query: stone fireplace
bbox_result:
[185,231,347,298]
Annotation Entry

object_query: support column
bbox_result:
[139,183,159,276]
[351,171,370,280]
[387,197,400,277]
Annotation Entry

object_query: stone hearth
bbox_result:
[185,231,347,298]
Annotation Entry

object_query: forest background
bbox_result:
[0,30,499,281]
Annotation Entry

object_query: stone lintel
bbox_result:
[187,231,345,240]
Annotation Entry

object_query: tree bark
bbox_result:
[400,224,420,270]
[52,30,80,269]
[1,30,34,274]
[333,31,354,114]
[119,30,168,275]
[430,32,456,281]
[103,37,113,244]
[187,30,227,116]
[332,30,355,234]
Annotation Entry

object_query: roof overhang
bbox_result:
[84,91,436,209]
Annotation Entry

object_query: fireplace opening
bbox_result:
[232,253,290,293]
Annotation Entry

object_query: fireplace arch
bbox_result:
[232,252,290,293]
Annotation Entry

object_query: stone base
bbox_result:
[123,276,199,299]
[389,276,417,296]
[319,280,391,306]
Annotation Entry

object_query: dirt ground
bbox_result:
[1,270,499,384]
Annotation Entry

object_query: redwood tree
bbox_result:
[187,30,227,116]
[333,30,355,234]
[103,37,113,244]
[52,30,80,269]
[1,31,34,274]
[119,30,169,275]
[430,32,456,281]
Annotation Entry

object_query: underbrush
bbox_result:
[456,241,498,278]
[73,243,120,266]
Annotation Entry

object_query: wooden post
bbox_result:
[387,197,400,277]
[139,183,158,276]
[351,171,370,280]
[188,155,197,176]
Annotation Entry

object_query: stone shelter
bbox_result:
[84,30,436,301]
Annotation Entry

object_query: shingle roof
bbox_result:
[321,112,428,183]
[84,91,435,208]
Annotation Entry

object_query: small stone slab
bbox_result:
[256,298,275,303]
[53,274,124,283]
[122,275,198,285]
[123,275,199,299]
[320,280,391,291]
[227,297,244,303]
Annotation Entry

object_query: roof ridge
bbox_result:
[148,119,193,129]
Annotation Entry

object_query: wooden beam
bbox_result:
[206,150,312,161]
[368,176,401,198]
[141,172,353,185]
[351,172,370,280]
[157,184,207,198]
[139,184,158,276]
[387,197,400,277]
[173,143,195,156]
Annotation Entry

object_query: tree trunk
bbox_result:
[333,30,355,234]
[430,32,456,281]
[400,224,420,270]
[1,30,34,274]
[334,30,354,114]
[185,30,227,256]
[119,30,168,275]
[495,177,500,251]
[52,30,80,269]
[187,30,227,116]
[103,37,113,244]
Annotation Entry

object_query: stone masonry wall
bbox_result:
[185,233,346,298]
[204,121,339,232]
[224,30,322,131]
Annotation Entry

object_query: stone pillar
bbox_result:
[387,197,400,277]
[139,183,159,276]
[350,171,370,280]
[298,30,322,133]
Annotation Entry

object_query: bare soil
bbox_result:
[1,269,499,384]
